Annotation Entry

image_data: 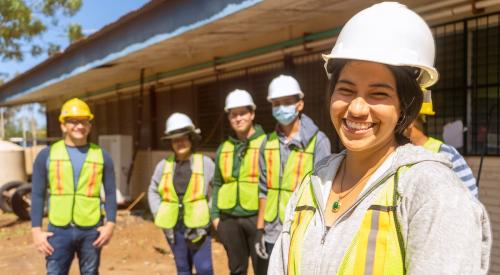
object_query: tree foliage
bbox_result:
[1,103,46,140]
[0,0,82,61]
[68,22,82,43]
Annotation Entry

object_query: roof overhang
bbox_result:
[2,0,500,106]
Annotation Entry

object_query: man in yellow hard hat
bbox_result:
[31,98,117,274]
[406,89,478,197]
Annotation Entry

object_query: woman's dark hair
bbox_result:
[189,132,201,151]
[326,59,423,145]
[187,132,200,152]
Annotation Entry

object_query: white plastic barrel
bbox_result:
[0,141,28,187]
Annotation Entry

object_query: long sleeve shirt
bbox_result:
[148,154,215,217]
[31,143,117,227]
[438,143,478,198]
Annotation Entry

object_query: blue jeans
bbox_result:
[46,223,101,275]
[165,223,213,275]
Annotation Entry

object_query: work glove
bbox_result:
[254,229,269,259]
[185,228,208,244]
[165,229,175,245]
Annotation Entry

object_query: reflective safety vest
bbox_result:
[423,137,443,153]
[287,168,408,275]
[48,140,104,227]
[217,135,266,211]
[154,153,210,229]
[264,132,317,223]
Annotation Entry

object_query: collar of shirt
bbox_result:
[276,127,303,150]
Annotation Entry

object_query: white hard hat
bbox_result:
[224,89,256,112]
[322,2,439,88]
[267,75,304,102]
[164,112,201,139]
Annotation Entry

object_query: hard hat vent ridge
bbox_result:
[322,2,439,88]
[267,75,304,102]
[224,89,256,112]
[164,112,201,139]
[59,98,94,123]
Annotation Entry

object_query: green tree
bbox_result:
[68,22,83,43]
[1,103,46,141]
[0,0,82,61]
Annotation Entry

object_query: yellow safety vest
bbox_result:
[48,140,104,227]
[264,132,317,223]
[217,135,265,211]
[423,137,443,153]
[287,168,407,275]
[154,153,210,229]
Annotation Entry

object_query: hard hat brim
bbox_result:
[163,127,201,140]
[224,104,256,113]
[59,114,94,123]
[267,92,304,103]
[322,54,439,88]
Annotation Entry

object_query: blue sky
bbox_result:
[3,0,149,80]
[1,1,149,131]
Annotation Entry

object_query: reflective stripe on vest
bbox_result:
[422,137,443,153]
[154,153,210,229]
[48,140,104,227]
[264,132,317,223]
[217,135,265,211]
[287,181,317,275]
[287,167,408,275]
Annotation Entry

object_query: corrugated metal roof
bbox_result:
[0,0,262,105]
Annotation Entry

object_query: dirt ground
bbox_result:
[0,211,244,274]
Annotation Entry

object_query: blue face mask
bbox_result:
[272,104,298,125]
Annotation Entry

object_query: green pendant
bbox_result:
[332,200,341,212]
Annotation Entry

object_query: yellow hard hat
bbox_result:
[59,98,94,123]
[420,102,435,116]
[419,88,435,116]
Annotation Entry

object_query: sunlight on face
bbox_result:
[227,106,255,135]
[171,135,192,158]
[60,116,92,141]
[330,61,400,153]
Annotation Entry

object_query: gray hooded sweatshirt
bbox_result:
[268,144,491,275]
[259,114,331,243]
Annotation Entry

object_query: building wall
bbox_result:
[46,49,341,152]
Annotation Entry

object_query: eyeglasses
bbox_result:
[228,109,251,120]
[64,119,91,126]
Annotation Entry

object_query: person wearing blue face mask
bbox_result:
[254,74,331,274]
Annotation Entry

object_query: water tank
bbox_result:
[98,135,133,204]
[0,141,27,187]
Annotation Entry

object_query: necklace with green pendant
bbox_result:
[331,161,346,213]
[332,152,394,213]
[331,160,364,213]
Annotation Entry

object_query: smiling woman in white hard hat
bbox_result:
[268,2,491,275]
[147,112,215,275]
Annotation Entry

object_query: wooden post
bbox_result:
[0,108,4,140]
